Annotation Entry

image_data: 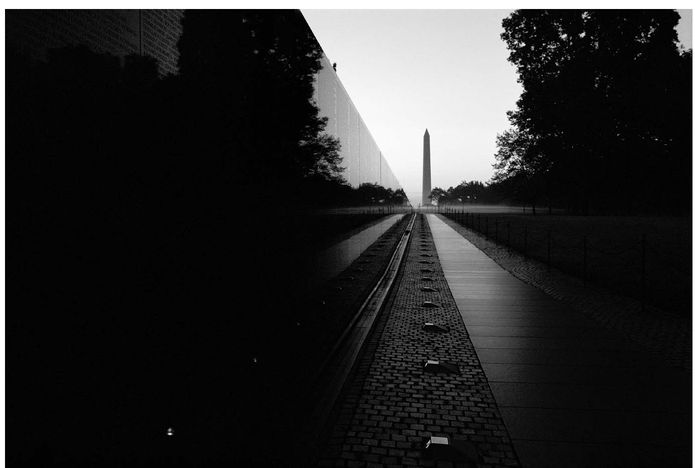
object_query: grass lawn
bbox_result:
[445,211,691,316]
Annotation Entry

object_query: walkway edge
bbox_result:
[306,213,416,446]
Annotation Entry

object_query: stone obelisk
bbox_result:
[422,128,431,206]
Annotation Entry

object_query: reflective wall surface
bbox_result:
[7,9,404,194]
[8,10,412,466]
[307,213,404,287]
[314,54,402,191]
[6,10,183,76]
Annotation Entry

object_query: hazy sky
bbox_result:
[303,9,692,206]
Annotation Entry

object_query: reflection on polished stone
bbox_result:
[306,214,404,288]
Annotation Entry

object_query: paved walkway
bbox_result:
[436,214,690,371]
[319,214,519,467]
[427,214,691,468]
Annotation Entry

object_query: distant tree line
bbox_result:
[429,180,508,205]
[493,10,691,215]
[297,177,410,208]
[327,182,408,207]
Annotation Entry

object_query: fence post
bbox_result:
[495,218,499,241]
[507,222,511,247]
[485,216,489,237]
[547,230,551,268]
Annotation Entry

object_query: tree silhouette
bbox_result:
[429,187,448,204]
[496,10,691,214]
[176,10,343,206]
[430,181,508,206]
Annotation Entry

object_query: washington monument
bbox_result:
[422,128,431,206]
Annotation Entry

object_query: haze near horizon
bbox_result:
[303,9,692,207]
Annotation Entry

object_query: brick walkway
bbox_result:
[318,214,520,468]
[437,214,691,371]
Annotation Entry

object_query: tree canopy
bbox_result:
[429,180,507,205]
[494,10,691,215]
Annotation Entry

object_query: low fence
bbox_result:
[440,208,690,316]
